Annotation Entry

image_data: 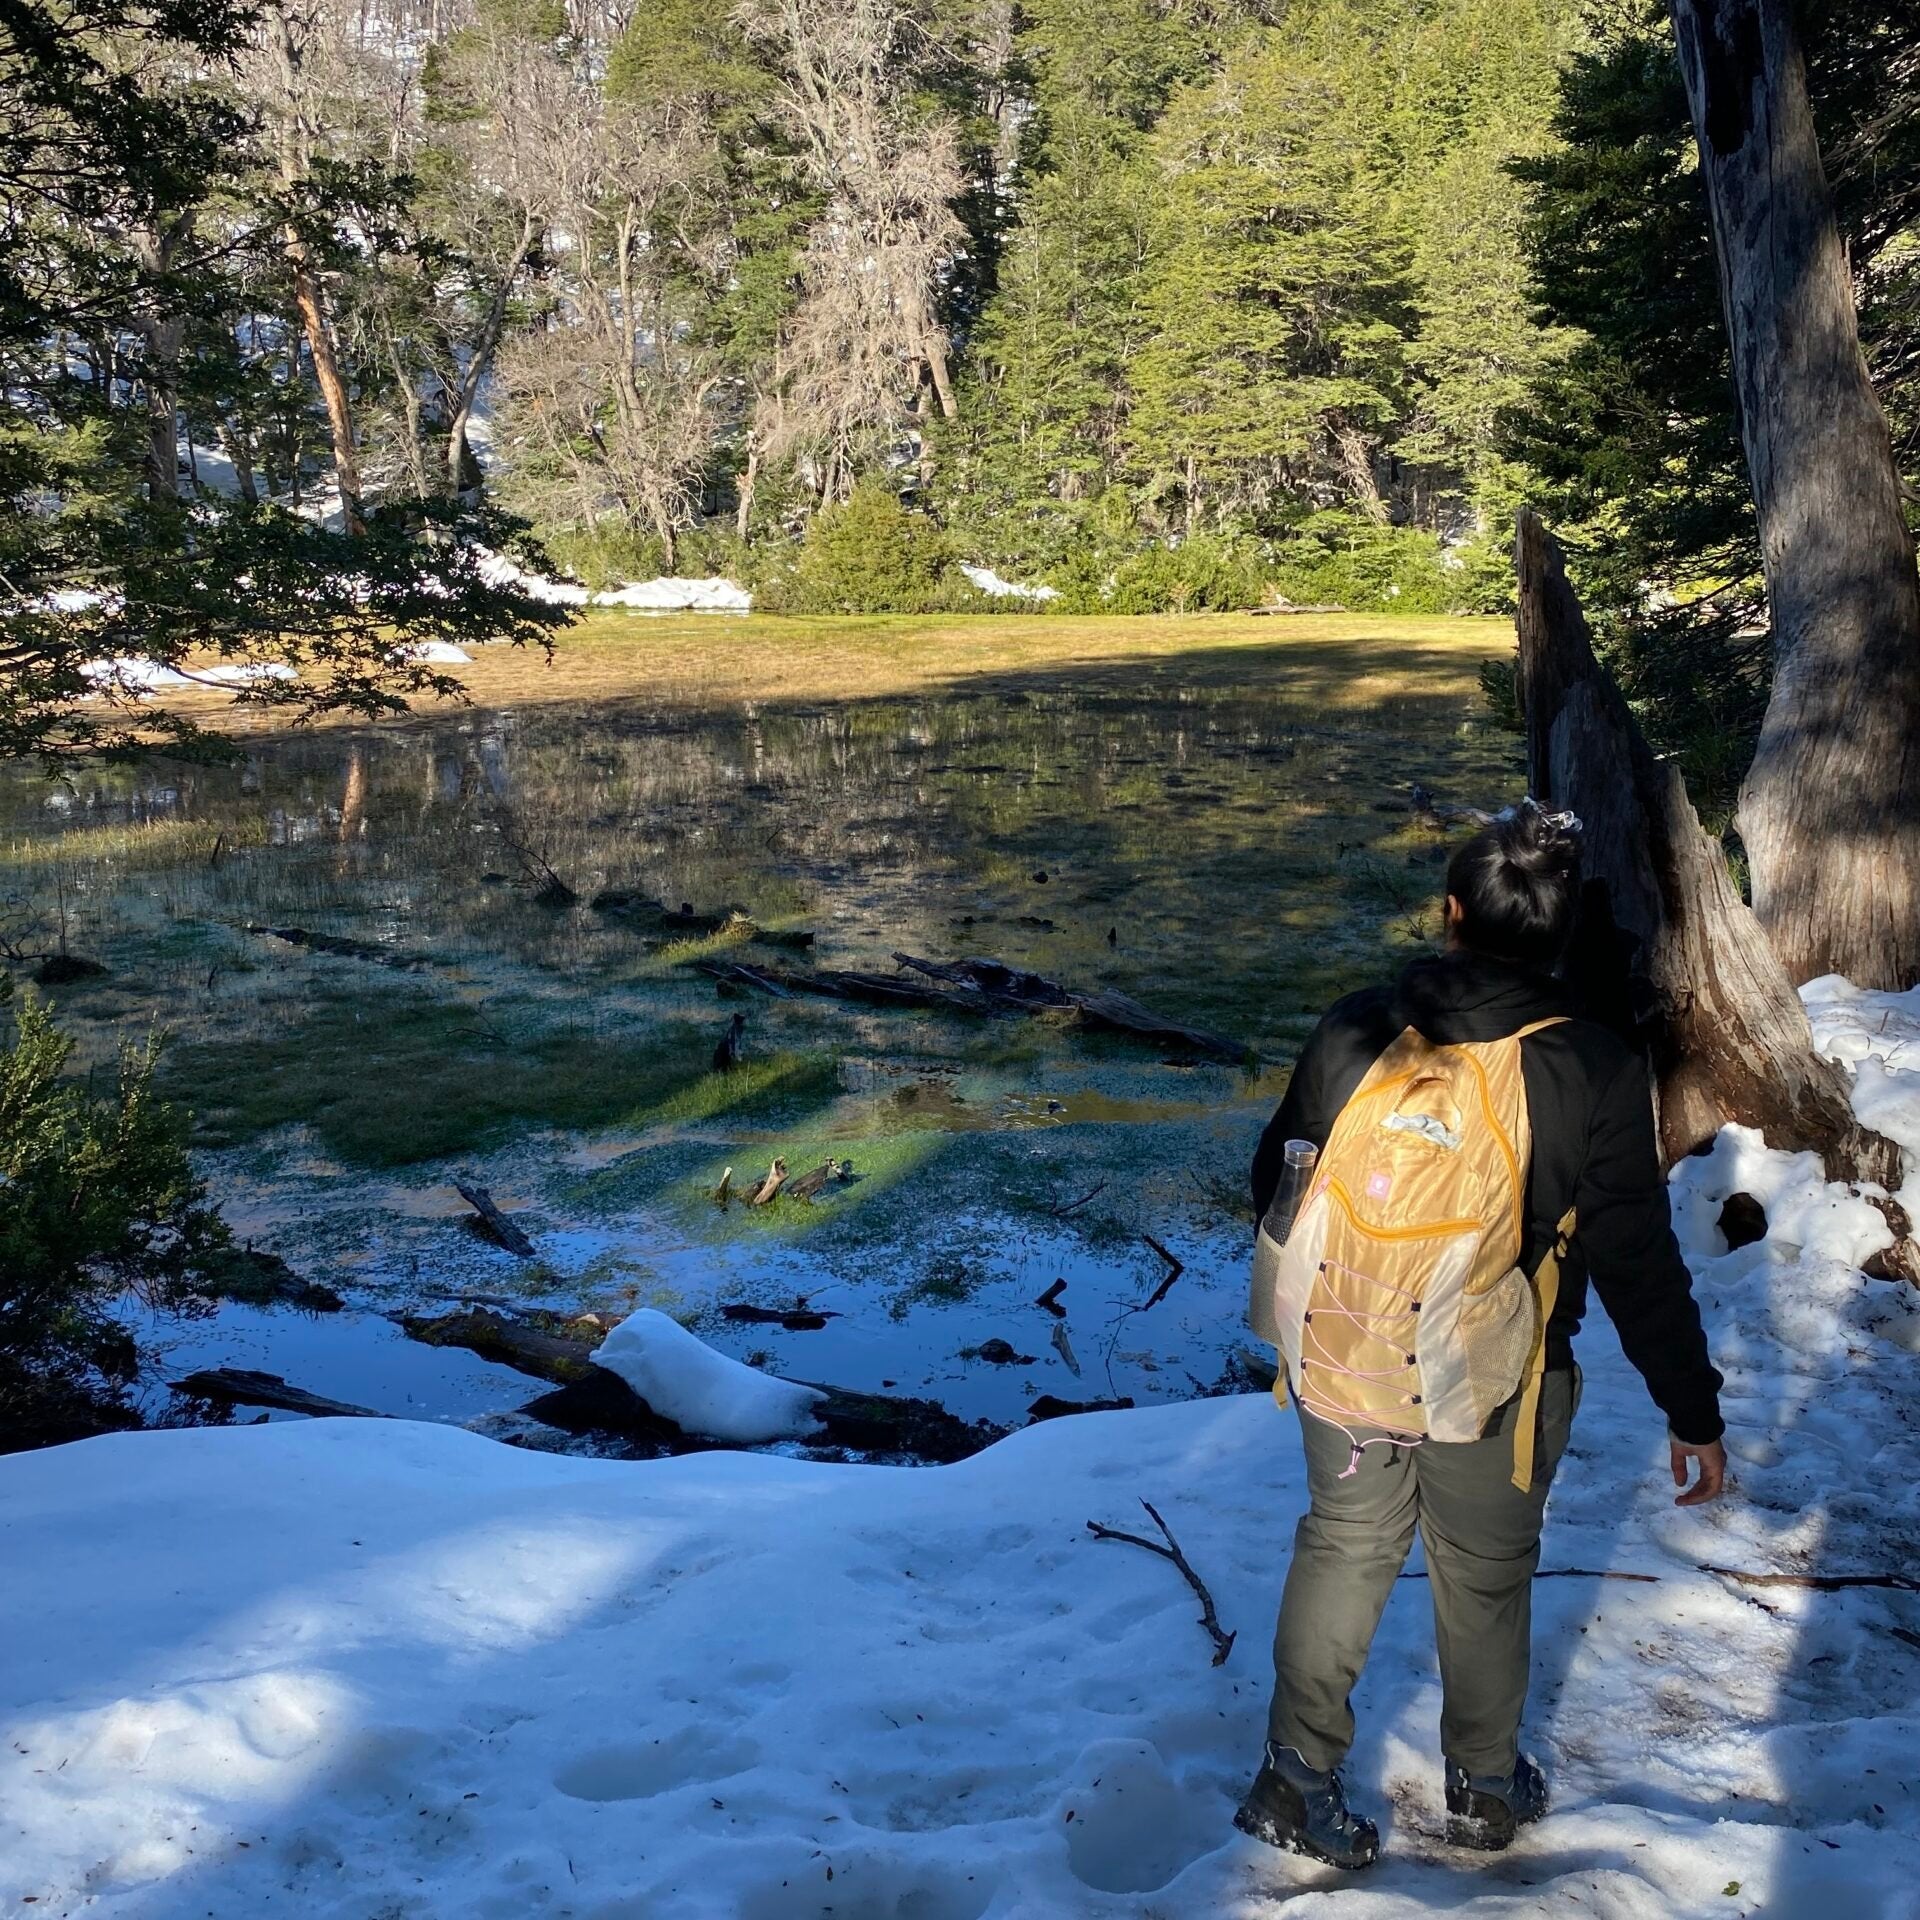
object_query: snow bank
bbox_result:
[962,562,1059,602]
[594,1308,826,1443]
[1803,974,1920,1182]
[594,576,751,612]
[5,992,1920,1917]
[473,548,751,615]
[80,658,298,695]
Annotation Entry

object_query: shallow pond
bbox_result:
[2,616,1518,1447]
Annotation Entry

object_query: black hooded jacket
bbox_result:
[1251,950,1725,1446]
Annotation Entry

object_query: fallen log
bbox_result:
[1030,1393,1133,1421]
[399,1306,595,1382]
[892,953,1246,1061]
[721,1302,836,1330]
[243,922,433,970]
[173,1368,386,1419]
[405,1306,1004,1463]
[197,1245,344,1313]
[592,892,815,949]
[454,1180,537,1258]
[1515,512,1902,1189]
[691,956,965,1011]
[692,950,1247,1060]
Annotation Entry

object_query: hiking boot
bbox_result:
[1443,1752,1548,1852]
[1233,1742,1381,1870]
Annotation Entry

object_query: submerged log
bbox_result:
[692,951,1245,1059]
[892,953,1247,1061]
[243,922,433,969]
[692,956,962,1010]
[1515,511,1901,1188]
[453,1180,537,1258]
[592,892,815,949]
[174,1368,386,1419]
[721,1302,836,1330]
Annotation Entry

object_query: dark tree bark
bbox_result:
[1515,511,1900,1188]
[1669,0,1920,990]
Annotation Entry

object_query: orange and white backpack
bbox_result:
[1250,1020,1576,1491]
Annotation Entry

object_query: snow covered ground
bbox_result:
[4,988,1919,1919]
[473,548,751,614]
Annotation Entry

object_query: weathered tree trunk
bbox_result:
[1669,0,1920,990]
[133,215,192,503]
[445,213,541,498]
[735,441,759,541]
[217,419,261,506]
[272,6,366,535]
[1515,511,1901,1189]
[924,337,957,421]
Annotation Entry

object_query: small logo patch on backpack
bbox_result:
[1366,1170,1393,1201]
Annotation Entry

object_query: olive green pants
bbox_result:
[1266,1367,1581,1779]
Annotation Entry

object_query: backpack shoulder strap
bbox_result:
[1510,1205,1577,1491]
[1511,1016,1571,1041]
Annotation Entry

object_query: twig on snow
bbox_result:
[1399,1568,1659,1584]
[1086,1499,1236,1666]
[1701,1566,1920,1594]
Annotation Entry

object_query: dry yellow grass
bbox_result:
[155,609,1512,735]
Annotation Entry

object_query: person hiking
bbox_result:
[1236,798,1726,1870]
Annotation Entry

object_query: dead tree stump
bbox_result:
[1514,510,1900,1188]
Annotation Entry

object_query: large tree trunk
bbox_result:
[272,6,366,536]
[1515,511,1901,1189]
[1669,0,1920,990]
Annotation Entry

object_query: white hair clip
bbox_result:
[1511,796,1583,835]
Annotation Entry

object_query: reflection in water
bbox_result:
[1,656,1516,1432]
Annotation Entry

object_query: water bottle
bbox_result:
[1249,1138,1318,1347]
[1264,1138,1320,1245]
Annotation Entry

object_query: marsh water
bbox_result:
[4,623,1517,1448]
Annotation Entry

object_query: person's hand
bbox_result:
[1670,1436,1727,1507]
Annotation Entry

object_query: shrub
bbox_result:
[540,523,671,592]
[1047,531,1270,614]
[0,989,229,1448]
[755,483,990,614]
[1269,513,1472,614]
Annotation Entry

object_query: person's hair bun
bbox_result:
[1496,798,1582,880]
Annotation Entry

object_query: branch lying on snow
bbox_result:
[1398,1566,1918,1593]
[1702,1566,1920,1594]
[1399,1568,1658,1584]
[1087,1499,1236,1666]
